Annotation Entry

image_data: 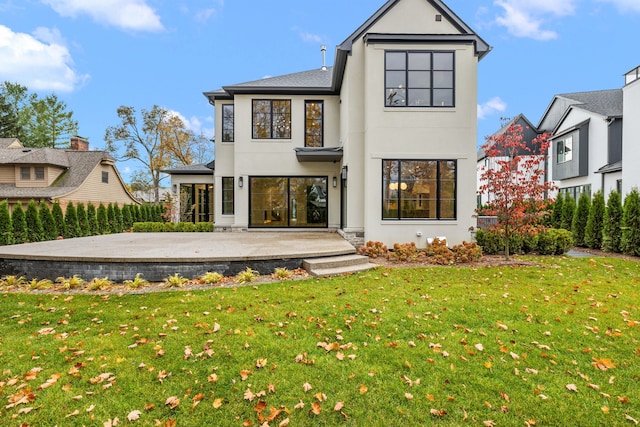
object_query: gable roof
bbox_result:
[477,114,541,161]
[205,0,490,100]
[537,89,623,132]
[0,138,22,149]
[0,149,118,200]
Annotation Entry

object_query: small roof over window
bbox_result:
[294,147,343,163]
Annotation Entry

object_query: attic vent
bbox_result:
[435,14,442,21]
[22,149,31,153]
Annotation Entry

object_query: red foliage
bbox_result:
[478,119,557,258]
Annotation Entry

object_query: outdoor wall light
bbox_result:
[332,176,337,188]
[238,176,243,188]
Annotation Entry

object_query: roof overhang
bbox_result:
[364,33,491,59]
[294,147,343,163]
[595,161,622,174]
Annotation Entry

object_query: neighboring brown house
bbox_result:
[0,136,139,209]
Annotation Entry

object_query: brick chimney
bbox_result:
[70,136,89,151]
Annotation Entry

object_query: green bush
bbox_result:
[132,222,213,232]
[39,201,57,241]
[11,203,27,244]
[550,194,564,229]
[602,191,623,253]
[621,188,640,256]
[86,203,98,236]
[64,202,80,238]
[51,200,65,238]
[560,195,576,231]
[572,192,591,247]
[474,229,502,255]
[25,200,43,243]
[0,200,13,246]
[76,202,89,237]
[536,228,573,255]
[585,191,605,250]
[97,203,109,234]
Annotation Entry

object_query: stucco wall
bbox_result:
[623,78,640,197]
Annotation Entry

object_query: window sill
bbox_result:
[384,107,456,112]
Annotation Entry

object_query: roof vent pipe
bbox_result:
[321,45,327,71]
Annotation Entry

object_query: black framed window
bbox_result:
[222,104,234,142]
[222,177,234,215]
[102,171,109,183]
[382,159,457,220]
[305,101,323,147]
[385,51,455,107]
[252,100,291,139]
[249,176,327,228]
[20,167,30,180]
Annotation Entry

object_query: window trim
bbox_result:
[556,136,573,164]
[384,50,456,108]
[221,177,235,215]
[221,104,234,143]
[382,159,457,221]
[304,100,324,147]
[252,99,292,140]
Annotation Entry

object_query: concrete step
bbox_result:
[303,254,377,277]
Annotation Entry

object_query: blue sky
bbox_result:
[1,0,639,181]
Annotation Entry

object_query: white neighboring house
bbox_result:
[204,0,491,247]
[537,89,623,200]
[622,65,640,197]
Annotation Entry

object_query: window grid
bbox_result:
[382,159,457,220]
[252,100,291,139]
[305,101,324,147]
[222,177,234,215]
[385,51,455,108]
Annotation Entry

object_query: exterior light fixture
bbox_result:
[238,176,243,188]
[332,176,337,188]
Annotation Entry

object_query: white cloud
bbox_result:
[598,0,640,12]
[0,25,89,92]
[478,97,507,120]
[166,110,213,137]
[195,8,217,22]
[291,26,324,44]
[494,0,577,40]
[41,0,164,32]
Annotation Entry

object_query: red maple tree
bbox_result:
[478,120,556,259]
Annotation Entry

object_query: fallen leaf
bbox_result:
[626,414,639,425]
[212,398,224,409]
[430,408,446,417]
[566,384,578,392]
[334,402,344,411]
[475,343,484,351]
[65,409,80,418]
[303,382,312,392]
[592,357,616,371]
[279,418,290,427]
[165,396,180,409]
[127,410,142,421]
[359,384,368,395]
[311,402,322,415]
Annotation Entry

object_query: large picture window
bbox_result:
[222,104,234,142]
[222,177,234,215]
[252,100,291,139]
[249,177,327,228]
[385,51,455,107]
[382,160,457,220]
[305,101,324,147]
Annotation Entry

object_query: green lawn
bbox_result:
[1,256,639,426]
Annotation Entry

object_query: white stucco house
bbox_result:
[204,0,490,247]
[622,65,640,198]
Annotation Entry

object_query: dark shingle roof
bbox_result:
[0,149,115,199]
[558,89,623,118]
[162,162,215,175]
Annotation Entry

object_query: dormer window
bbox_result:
[385,51,455,107]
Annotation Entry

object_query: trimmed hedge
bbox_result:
[132,222,214,233]
[475,228,572,256]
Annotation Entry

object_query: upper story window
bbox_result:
[385,51,455,107]
[557,136,573,163]
[252,100,291,139]
[35,167,45,180]
[222,104,234,142]
[20,167,30,180]
[102,171,109,183]
[305,101,324,147]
